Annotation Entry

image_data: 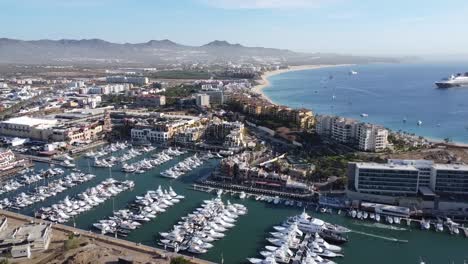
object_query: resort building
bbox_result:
[228,93,314,130]
[357,123,389,152]
[432,164,468,195]
[348,159,468,197]
[349,162,420,196]
[315,114,389,152]
[130,113,200,143]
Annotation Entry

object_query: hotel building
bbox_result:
[348,159,468,197]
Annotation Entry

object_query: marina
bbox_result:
[0,147,467,263]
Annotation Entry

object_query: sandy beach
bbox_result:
[251,64,350,103]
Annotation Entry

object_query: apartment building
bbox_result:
[196,93,210,107]
[130,114,199,143]
[316,114,389,152]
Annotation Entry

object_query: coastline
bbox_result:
[252,64,350,104]
[251,64,468,149]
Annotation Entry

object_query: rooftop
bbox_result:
[1,116,57,127]
[355,162,418,171]
[432,163,468,171]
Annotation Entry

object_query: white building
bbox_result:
[349,159,468,196]
[316,115,388,152]
[131,128,169,143]
[350,162,420,196]
[83,84,130,95]
[0,116,58,140]
[357,123,389,152]
[106,76,148,85]
[67,81,85,89]
[432,164,468,195]
[196,94,210,107]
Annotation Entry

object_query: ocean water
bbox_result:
[263,63,468,143]
[3,150,468,264]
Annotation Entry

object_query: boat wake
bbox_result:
[353,222,408,231]
[351,229,409,243]
[337,86,380,97]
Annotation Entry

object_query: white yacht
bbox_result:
[435,72,468,88]
[284,211,350,235]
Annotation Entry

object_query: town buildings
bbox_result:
[106,76,149,85]
[228,93,315,130]
[203,120,246,150]
[135,95,166,108]
[0,108,111,144]
[204,90,225,105]
[214,151,312,193]
[79,84,130,95]
[129,113,200,143]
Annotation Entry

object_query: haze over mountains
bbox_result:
[0,38,398,65]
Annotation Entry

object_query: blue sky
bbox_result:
[1,0,468,56]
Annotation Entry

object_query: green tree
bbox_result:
[170,257,192,264]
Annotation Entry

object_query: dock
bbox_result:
[0,209,215,264]
[193,181,317,201]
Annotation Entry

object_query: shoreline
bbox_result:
[251,64,468,149]
[251,64,350,104]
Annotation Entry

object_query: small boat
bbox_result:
[60,160,75,168]
[360,113,368,117]
[349,70,358,75]
[239,192,246,199]
[417,120,423,126]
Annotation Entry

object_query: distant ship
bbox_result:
[349,70,358,75]
[435,73,468,88]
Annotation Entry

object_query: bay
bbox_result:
[263,63,468,143]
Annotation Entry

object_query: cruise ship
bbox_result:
[435,73,468,88]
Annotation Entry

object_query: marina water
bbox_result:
[263,63,468,143]
[2,147,467,263]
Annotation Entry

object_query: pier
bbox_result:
[193,181,317,201]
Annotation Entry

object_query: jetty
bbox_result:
[193,182,317,201]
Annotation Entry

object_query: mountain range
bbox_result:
[0,38,398,65]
